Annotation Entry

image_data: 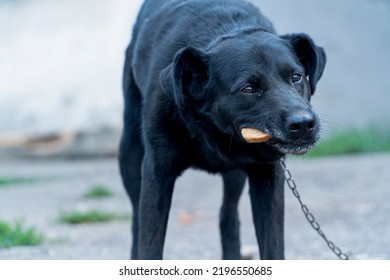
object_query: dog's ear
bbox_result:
[281,33,326,94]
[160,46,209,107]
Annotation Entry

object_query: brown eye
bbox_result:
[241,86,256,94]
[292,74,303,83]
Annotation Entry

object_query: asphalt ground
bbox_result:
[0,153,389,260]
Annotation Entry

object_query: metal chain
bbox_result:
[280,158,350,260]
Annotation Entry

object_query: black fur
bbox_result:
[119,0,326,260]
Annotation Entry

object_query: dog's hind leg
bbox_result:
[247,163,285,260]
[119,48,143,260]
[220,169,247,259]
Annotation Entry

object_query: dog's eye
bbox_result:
[291,74,303,84]
[241,86,256,94]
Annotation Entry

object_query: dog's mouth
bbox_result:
[238,126,318,155]
[267,138,316,155]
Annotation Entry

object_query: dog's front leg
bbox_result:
[138,155,176,260]
[247,162,285,260]
[220,169,246,259]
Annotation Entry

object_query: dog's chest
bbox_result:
[187,136,244,173]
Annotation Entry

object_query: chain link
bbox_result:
[280,158,350,260]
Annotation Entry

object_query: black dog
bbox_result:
[119,0,326,260]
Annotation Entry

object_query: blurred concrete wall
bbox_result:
[0,0,143,137]
[0,0,389,139]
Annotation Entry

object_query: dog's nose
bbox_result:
[286,112,316,135]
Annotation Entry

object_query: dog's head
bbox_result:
[161,31,326,156]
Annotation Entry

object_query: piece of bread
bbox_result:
[241,128,272,143]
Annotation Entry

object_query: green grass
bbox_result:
[0,177,41,187]
[83,185,114,199]
[307,127,390,157]
[59,210,130,225]
[0,219,45,248]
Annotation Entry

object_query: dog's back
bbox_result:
[129,0,275,93]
